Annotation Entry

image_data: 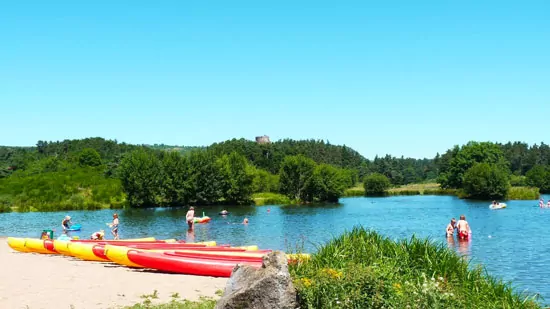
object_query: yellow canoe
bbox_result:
[24,238,57,254]
[53,237,159,257]
[104,241,218,268]
[69,242,110,262]
[7,237,29,253]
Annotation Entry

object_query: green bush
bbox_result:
[507,186,540,200]
[290,227,540,309]
[510,175,527,187]
[463,163,510,199]
[252,192,291,206]
[363,173,391,196]
[526,165,550,193]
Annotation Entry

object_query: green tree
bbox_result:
[462,163,510,199]
[218,152,255,204]
[186,151,223,205]
[526,165,550,192]
[118,149,164,207]
[251,167,279,193]
[162,151,192,205]
[312,164,348,202]
[78,148,102,167]
[438,142,509,189]
[279,155,316,202]
[363,173,391,195]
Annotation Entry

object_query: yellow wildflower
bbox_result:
[321,268,343,279]
[301,278,312,287]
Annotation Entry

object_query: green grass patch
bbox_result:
[290,227,540,308]
[344,183,459,197]
[127,295,216,309]
[0,166,127,212]
[252,192,292,206]
[507,186,540,200]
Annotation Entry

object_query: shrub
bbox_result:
[463,163,510,199]
[507,186,540,200]
[290,227,540,309]
[363,173,391,196]
[526,165,550,193]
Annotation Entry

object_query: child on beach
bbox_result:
[90,230,105,240]
[186,207,195,230]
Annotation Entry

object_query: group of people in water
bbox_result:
[59,213,119,240]
[539,198,550,208]
[185,206,251,231]
[446,215,471,240]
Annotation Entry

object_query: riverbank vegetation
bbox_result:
[290,227,540,308]
[2,137,550,211]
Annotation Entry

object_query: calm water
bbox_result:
[1,195,549,301]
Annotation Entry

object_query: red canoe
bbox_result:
[127,250,262,277]
[166,251,264,262]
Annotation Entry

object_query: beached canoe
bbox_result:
[23,238,57,254]
[70,237,158,243]
[7,237,30,253]
[127,250,262,277]
[69,242,110,262]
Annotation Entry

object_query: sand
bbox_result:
[0,238,228,309]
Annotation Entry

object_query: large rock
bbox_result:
[215,251,298,309]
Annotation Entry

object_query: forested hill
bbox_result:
[207,138,366,174]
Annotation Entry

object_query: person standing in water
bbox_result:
[61,216,72,232]
[446,218,456,237]
[110,213,119,240]
[186,206,195,230]
[456,215,471,240]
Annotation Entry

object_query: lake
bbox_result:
[1,194,549,301]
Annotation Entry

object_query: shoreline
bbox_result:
[0,237,227,309]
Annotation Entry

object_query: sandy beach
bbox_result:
[0,237,228,309]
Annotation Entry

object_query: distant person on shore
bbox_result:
[109,214,119,240]
[456,215,471,240]
[61,216,72,232]
[186,207,195,230]
[446,218,456,237]
[90,230,105,240]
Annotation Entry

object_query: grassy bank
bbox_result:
[344,183,458,197]
[0,167,126,212]
[290,227,540,308]
[252,192,292,206]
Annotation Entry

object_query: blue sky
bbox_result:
[1,1,549,159]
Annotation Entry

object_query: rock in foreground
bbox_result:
[215,251,297,309]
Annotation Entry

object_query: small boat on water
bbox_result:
[489,203,507,210]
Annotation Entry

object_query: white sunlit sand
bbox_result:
[0,237,227,309]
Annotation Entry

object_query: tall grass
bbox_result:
[252,192,292,206]
[290,227,540,308]
[507,186,540,200]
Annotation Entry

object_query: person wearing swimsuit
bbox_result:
[456,215,471,240]
[446,218,456,237]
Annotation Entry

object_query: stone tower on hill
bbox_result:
[255,135,271,144]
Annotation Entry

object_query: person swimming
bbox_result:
[90,230,105,240]
[220,210,229,215]
[243,218,249,224]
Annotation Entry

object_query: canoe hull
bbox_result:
[127,250,262,277]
